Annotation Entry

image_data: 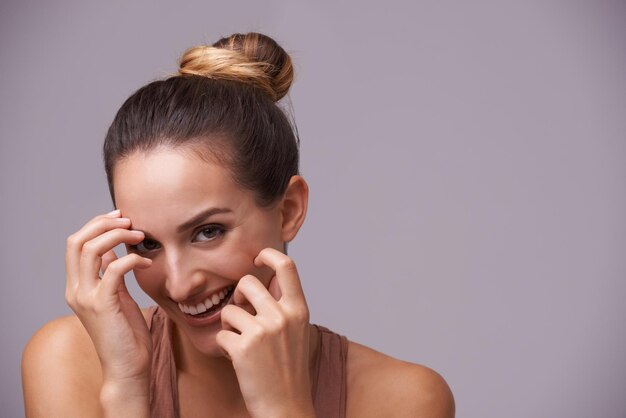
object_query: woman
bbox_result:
[22,32,454,417]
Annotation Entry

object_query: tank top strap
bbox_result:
[148,306,180,418]
[311,324,349,418]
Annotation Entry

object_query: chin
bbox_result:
[190,331,227,357]
[177,316,230,357]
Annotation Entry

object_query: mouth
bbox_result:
[177,285,235,319]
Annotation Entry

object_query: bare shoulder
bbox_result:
[346,341,455,418]
[21,314,102,417]
[21,308,154,417]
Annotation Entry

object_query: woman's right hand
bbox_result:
[65,209,153,390]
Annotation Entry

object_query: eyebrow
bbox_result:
[175,207,233,233]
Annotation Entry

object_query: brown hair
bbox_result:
[103,32,299,207]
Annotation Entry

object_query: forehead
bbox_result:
[113,147,251,223]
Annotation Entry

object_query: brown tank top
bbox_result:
[147,306,348,418]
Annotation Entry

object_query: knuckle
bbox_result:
[295,307,310,323]
[278,258,297,272]
[288,305,309,323]
[81,240,98,256]
[105,261,124,276]
[239,338,255,354]
[271,314,287,331]
[248,323,266,341]
[66,234,80,250]
[64,290,75,306]
[74,294,87,310]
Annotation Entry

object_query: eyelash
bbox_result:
[194,224,226,243]
[127,224,226,254]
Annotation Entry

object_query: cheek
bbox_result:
[205,248,255,278]
[133,268,160,297]
[207,240,274,285]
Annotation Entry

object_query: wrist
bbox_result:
[100,379,150,418]
[248,397,315,418]
[274,400,315,418]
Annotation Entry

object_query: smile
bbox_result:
[177,285,235,317]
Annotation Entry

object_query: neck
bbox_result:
[171,323,238,384]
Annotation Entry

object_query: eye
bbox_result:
[128,238,161,254]
[193,224,225,243]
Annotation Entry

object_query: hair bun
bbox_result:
[178,32,294,102]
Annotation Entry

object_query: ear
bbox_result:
[279,175,309,243]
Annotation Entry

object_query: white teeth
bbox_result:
[178,285,233,315]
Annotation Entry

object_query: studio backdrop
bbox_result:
[2,1,625,417]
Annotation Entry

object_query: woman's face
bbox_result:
[113,146,285,356]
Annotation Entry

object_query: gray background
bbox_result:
[2,1,625,417]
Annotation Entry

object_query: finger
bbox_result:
[117,280,150,345]
[215,330,239,361]
[79,228,145,290]
[100,253,152,297]
[67,213,124,288]
[101,249,118,276]
[233,275,279,314]
[103,209,121,217]
[220,304,257,334]
[254,248,305,302]
[66,212,131,289]
[267,275,283,301]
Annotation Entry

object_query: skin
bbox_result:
[21,145,455,417]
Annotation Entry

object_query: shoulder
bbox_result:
[22,314,102,417]
[346,340,455,418]
[22,314,102,378]
[21,308,155,417]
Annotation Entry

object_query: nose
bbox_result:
[163,250,205,302]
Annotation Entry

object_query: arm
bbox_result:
[22,315,152,418]
[24,210,155,417]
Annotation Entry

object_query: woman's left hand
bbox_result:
[216,248,315,418]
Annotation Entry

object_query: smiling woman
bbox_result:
[21,32,454,418]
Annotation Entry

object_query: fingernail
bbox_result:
[107,209,121,216]
[130,230,144,236]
